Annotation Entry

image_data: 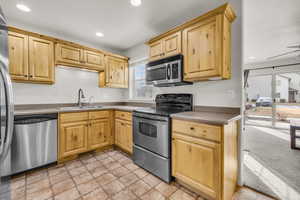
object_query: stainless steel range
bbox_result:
[132,94,193,182]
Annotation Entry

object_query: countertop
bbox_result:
[14,105,144,116]
[171,111,241,125]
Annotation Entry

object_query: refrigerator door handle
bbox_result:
[0,62,14,162]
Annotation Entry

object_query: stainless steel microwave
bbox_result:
[146,54,192,87]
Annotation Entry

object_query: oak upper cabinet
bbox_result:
[172,119,238,200]
[29,36,55,83]
[8,31,55,84]
[114,111,133,153]
[147,3,236,81]
[8,31,29,81]
[99,55,129,88]
[55,43,84,66]
[149,31,181,61]
[55,43,105,71]
[84,50,105,71]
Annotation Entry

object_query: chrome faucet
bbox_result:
[77,88,86,107]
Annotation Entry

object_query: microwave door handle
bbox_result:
[0,62,14,162]
[167,64,171,80]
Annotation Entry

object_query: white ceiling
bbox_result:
[244,0,300,64]
[1,0,229,52]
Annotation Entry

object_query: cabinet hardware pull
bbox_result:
[24,75,28,77]
[29,75,33,78]
[192,48,196,55]
[190,127,195,130]
[206,33,209,39]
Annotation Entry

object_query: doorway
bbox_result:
[243,64,300,200]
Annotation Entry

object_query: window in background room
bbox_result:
[130,62,154,100]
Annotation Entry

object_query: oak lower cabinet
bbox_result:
[114,111,133,153]
[172,119,238,200]
[58,111,112,162]
[99,55,129,88]
[8,30,55,84]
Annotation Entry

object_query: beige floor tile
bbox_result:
[81,156,97,165]
[52,178,75,195]
[112,153,126,161]
[105,161,122,170]
[73,171,93,185]
[27,187,53,200]
[90,166,108,178]
[49,171,70,185]
[77,180,100,195]
[133,168,149,179]
[27,178,50,194]
[54,187,80,200]
[119,173,139,187]
[102,179,125,196]
[111,166,130,178]
[128,180,152,197]
[96,173,117,186]
[118,157,132,165]
[11,186,26,200]
[65,160,83,170]
[26,171,48,185]
[155,182,178,197]
[94,153,109,161]
[11,176,25,190]
[124,163,139,171]
[82,188,108,200]
[143,174,162,188]
[170,189,197,200]
[141,189,166,200]
[85,160,103,171]
[112,189,137,200]
[69,166,88,177]
[48,166,66,177]
[101,157,115,166]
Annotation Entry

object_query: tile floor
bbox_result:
[1,149,274,200]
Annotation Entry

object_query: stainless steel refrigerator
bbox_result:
[0,4,14,195]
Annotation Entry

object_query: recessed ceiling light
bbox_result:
[16,4,31,12]
[96,32,104,37]
[248,56,256,60]
[130,0,142,7]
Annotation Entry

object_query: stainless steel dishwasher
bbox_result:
[11,113,57,175]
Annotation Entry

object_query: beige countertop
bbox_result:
[14,105,145,116]
[171,111,241,125]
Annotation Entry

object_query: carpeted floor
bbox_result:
[244,125,300,199]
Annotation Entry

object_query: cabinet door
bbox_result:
[164,32,182,58]
[149,40,164,61]
[172,135,220,199]
[115,119,123,147]
[60,121,88,158]
[29,36,54,83]
[183,19,219,81]
[84,50,104,71]
[105,56,128,88]
[55,43,84,66]
[8,31,29,81]
[88,119,110,150]
[124,121,133,153]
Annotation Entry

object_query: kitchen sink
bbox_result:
[59,105,102,111]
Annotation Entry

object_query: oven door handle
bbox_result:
[134,115,168,123]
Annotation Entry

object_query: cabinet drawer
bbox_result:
[89,110,110,120]
[173,119,221,142]
[60,112,89,123]
[115,111,132,121]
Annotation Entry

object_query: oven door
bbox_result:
[133,113,170,158]
[146,64,169,85]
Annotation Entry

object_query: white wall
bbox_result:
[13,66,125,105]
[123,0,242,108]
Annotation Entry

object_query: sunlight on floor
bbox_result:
[244,153,300,200]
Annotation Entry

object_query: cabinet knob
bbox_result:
[192,48,196,55]
[11,47,15,50]
[24,75,28,78]
[190,127,195,130]
[29,75,33,78]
